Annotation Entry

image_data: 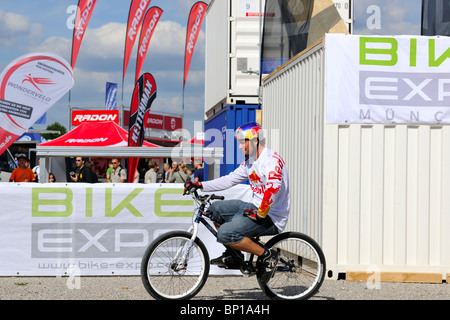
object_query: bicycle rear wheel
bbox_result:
[141,231,210,300]
[257,232,326,300]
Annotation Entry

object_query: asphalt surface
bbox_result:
[0,275,449,301]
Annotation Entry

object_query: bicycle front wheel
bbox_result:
[257,232,326,300]
[141,231,210,300]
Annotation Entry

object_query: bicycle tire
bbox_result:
[141,230,210,300]
[257,231,326,300]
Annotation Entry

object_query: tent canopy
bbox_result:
[39,121,159,147]
[36,122,223,183]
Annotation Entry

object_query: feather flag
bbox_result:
[0,53,74,155]
[127,73,157,183]
[123,0,152,81]
[183,1,207,89]
[136,7,163,83]
[71,0,97,70]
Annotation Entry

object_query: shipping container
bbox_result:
[204,0,264,117]
[204,104,260,180]
[262,35,450,282]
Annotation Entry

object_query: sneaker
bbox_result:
[257,249,279,283]
[210,247,244,269]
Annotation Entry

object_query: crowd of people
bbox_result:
[106,158,204,184]
[7,153,204,184]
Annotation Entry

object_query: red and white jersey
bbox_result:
[202,147,290,232]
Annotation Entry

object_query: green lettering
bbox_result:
[105,188,144,217]
[410,38,417,67]
[154,188,194,217]
[429,39,450,67]
[86,187,92,217]
[360,37,398,66]
[32,188,73,217]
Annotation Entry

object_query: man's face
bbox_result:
[75,157,83,167]
[112,159,120,169]
[18,158,27,168]
[238,139,250,157]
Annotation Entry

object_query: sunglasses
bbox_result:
[76,159,82,162]
[112,162,118,164]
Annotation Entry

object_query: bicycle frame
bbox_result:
[180,191,269,273]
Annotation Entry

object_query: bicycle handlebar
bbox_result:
[188,190,224,202]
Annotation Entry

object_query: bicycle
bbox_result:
[140,190,326,300]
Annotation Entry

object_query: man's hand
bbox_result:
[183,180,203,195]
[243,208,266,223]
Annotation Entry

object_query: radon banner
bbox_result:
[325,34,450,124]
[128,73,156,182]
[0,183,251,276]
[123,0,152,81]
[183,1,207,89]
[136,6,163,83]
[0,52,74,155]
[71,0,97,70]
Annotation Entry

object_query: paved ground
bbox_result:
[0,275,449,300]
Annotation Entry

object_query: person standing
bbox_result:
[163,163,170,183]
[71,157,95,183]
[110,158,127,183]
[9,153,34,182]
[144,160,157,183]
[169,162,192,183]
[192,159,204,183]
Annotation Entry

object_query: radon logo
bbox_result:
[22,74,55,93]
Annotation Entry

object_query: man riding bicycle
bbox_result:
[184,122,290,280]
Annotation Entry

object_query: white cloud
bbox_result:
[31,19,205,71]
[0,10,43,47]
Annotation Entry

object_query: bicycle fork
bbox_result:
[171,218,201,271]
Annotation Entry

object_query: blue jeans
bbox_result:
[208,199,279,245]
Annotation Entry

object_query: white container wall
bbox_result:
[262,39,450,281]
[205,0,263,117]
[262,41,325,245]
[323,124,450,280]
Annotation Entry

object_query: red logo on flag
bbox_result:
[22,74,55,93]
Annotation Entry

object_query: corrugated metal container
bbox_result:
[262,38,450,281]
[262,40,325,247]
[205,0,263,117]
[204,104,259,180]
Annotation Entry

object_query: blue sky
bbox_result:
[0,0,207,138]
[353,0,422,35]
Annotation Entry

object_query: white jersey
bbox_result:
[202,147,290,232]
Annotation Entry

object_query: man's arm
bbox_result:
[201,163,248,192]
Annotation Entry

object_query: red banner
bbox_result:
[71,0,97,70]
[0,53,74,155]
[123,0,152,81]
[164,116,182,131]
[127,73,157,182]
[183,1,207,89]
[71,110,119,126]
[136,6,163,83]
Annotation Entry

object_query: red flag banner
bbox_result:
[135,7,163,83]
[127,73,157,182]
[0,52,74,155]
[71,0,97,70]
[123,0,152,81]
[183,1,207,89]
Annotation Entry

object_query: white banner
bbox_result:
[0,183,251,276]
[325,34,450,124]
[0,52,74,155]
